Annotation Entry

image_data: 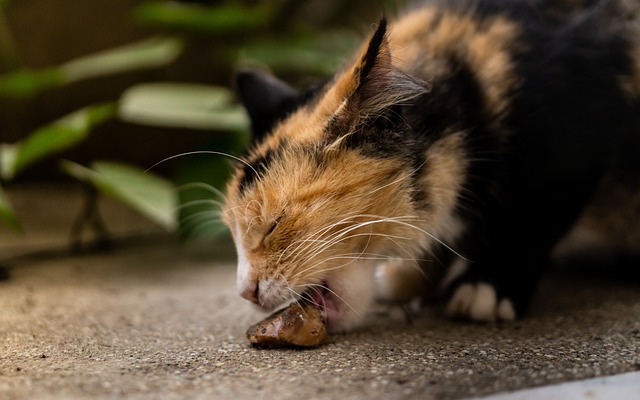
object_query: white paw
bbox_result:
[446,282,516,322]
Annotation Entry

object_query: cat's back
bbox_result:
[387,0,640,259]
[388,0,640,119]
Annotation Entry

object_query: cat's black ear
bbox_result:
[235,70,299,140]
[349,18,429,120]
[357,17,390,88]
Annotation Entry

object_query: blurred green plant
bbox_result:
[1,103,117,180]
[0,37,183,99]
[61,160,178,231]
[0,0,373,246]
[0,185,19,230]
[133,2,272,34]
[119,83,248,131]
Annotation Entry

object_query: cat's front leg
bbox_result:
[442,254,543,322]
[445,279,518,321]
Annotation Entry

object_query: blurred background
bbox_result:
[0,0,393,255]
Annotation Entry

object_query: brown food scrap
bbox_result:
[246,302,328,348]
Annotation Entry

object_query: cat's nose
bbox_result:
[240,281,260,304]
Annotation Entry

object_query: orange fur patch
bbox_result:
[419,131,469,241]
[390,6,521,118]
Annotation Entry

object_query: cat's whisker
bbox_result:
[281,216,417,271]
[287,215,424,266]
[243,215,263,239]
[242,199,263,222]
[146,151,257,176]
[369,161,427,195]
[282,219,373,268]
[275,213,366,265]
[221,204,245,219]
[293,253,391,279]
[182,218,228,237]
[174,199,224,212]
[285,214,465,284]
[180,212,225,232]
[278,273,307,309]
[288,285,325,314]
[176,182,227,202]
[179,208,222,223]
[288,231,413,279]
[294,227,404,276]
[380,219,470,262]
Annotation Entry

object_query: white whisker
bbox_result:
[175,199,223,212]
[146,151,257,176]
[177,181,227,202]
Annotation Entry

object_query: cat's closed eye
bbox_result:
[265,221,277,237]
[261,219,279,246]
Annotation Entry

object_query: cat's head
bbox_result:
[223,20,464,331]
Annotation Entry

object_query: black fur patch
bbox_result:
[235,71,328,140]
[359,18,388,84]
[238,147,277,194]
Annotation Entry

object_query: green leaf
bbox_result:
[119,83,249,131]
[0,103,117,180]
[0,68,64,98]
[232,29,359,75]
[0,185,21,231]
[61,36,183,83]
[133,2,271,34]
[61,160,177,231]
[0,37,182,99]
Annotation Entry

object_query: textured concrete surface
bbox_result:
[478,371,640,400]
[1,185,639,399]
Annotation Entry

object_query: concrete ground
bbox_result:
[1,185,639,399]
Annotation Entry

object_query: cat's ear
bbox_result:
[347,18,428,120]
[235,70,299,139]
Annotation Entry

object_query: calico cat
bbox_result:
[223,0,640,332]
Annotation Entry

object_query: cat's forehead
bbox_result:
[268,64,360,146]
[233,72,362,191]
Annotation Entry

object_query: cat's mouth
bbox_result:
[302,282,340,330]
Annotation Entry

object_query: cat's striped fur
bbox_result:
[224,0,640,332]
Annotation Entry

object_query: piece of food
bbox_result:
[246,301,328,348]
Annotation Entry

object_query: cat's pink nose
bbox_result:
[240,282,259,304]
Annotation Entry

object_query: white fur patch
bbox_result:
[469,283,497,321]
[446,282,516,322]
[329,261,376,333]
[497,298,516,321]
[234,224,252,294]
[445,283,475,316]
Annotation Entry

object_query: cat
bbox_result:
[223,0,640,333]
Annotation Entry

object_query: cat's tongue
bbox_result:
[308,285,339,330]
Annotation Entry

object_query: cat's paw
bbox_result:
[445,282,516,322]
